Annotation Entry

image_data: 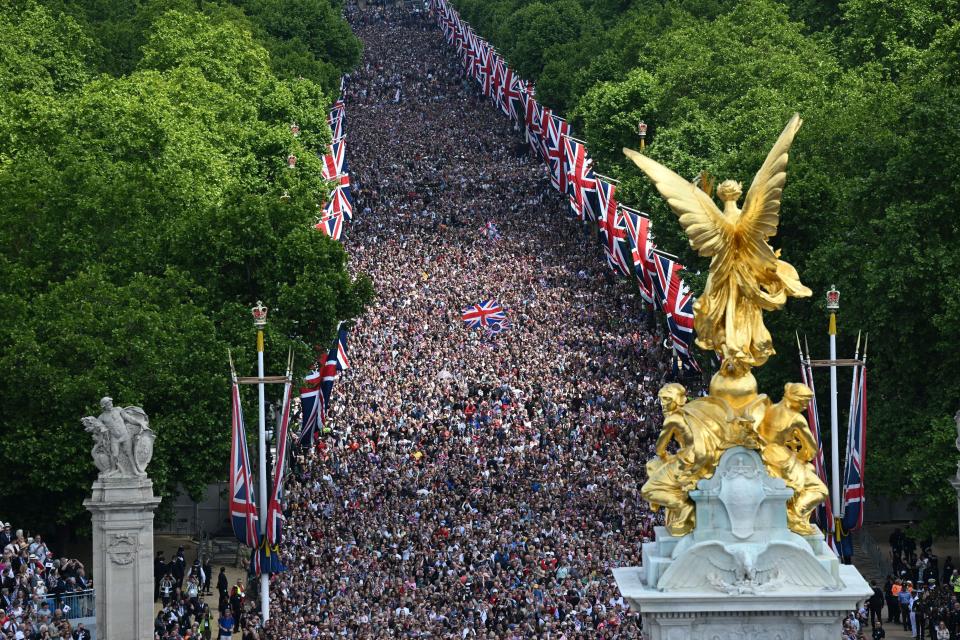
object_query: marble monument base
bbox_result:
[614,562,869,640]
[614,448,871,640]
[84,476,161,640]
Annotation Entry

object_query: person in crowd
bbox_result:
[71,622,90,640]
[155,552,166,603]
[869,581,884,627]
[218,608,235,640]
[160,571,175,607]
[216,568,228,603]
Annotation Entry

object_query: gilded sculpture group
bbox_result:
[624,114,828,537]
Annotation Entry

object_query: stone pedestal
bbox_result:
[614,447,871,639]
[84,477,161,640]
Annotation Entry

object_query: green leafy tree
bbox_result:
[0,1,371,534]
[450,0,960,529]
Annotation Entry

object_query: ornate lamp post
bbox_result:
[286,154,297,170]
[250,301,270,621]
[637,120,648,150]
[290,122,300,138]
[826,286,840,517]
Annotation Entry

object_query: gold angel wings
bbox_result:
[624,114,811,370]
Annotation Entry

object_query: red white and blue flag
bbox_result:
[798,343,835,550]
[596,187,633,277]
[322,137,349,180]
[622,207,656,304]
[462,299,506,329]
[298,327,350,448]
[500,68,523,121]
[297,368,322,448]
[522,85,543,158]
[842,365,867,531]
[315,211,345,241]
[321,184,353,221]
[543,112,570,193]
[651,253,700,371]
[564,138,598,221]
[229,380,259,549]
[266,377,293,546]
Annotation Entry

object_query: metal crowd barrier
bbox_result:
[47,589,95,619]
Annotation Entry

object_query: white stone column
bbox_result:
[84,477,161,640]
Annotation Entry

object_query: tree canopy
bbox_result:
[0,0,371,532]
[452,0,960,529]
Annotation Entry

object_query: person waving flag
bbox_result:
[462,300,506,329]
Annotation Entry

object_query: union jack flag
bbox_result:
[563,138,598,221]
[315,211,344,241]
[842,365,867,531]
[322,137,349,180]
[596,185,632,276]
[463,31,478,76]
[522,85,543,158]
[798,343,835,549]
[475,41,492,93]
[329,98,345,123]
[298,327,349,448]
[621,207,656,304]
[297,368,322,448]
[328,98,345,138]
[265,377,291,544]
[543,113,570,194]
[500,68,523,121]
[489,54,506,108]
[462,299,506,329]
[651,253,700,370]
[229,380,259,548]
[322,184,353,221]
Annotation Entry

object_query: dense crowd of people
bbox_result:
[261,3,687,639]
[0,521,93,639]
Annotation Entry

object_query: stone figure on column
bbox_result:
[83,396,161,640]
[82,397,156,478]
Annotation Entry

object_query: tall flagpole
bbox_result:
[251,301,270,621]
[826,286,841,517]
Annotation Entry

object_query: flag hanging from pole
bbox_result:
[266,377,292,546]
[297,327,350,448]
[229,381,259,549]
[798,339,836,553]
[841,365,867,531]
[297,368,322,448]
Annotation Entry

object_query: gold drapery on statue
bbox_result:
[626,114,828,537]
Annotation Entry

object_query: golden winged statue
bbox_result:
[624,114,811,369]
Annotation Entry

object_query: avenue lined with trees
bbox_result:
[0,0,958,575]
[451,0,960,531]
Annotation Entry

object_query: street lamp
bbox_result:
[826,285,840,518]
[250,301,269,620]
[637,120,648,150]
[286,154,297,170]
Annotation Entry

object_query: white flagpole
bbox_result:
[252,302,270,621]
[827,287,841,517]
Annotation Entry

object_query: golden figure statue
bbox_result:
[643,383,730,535]
[758,383,829,535]
[630,114,828,537]
[624,114,812,369]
